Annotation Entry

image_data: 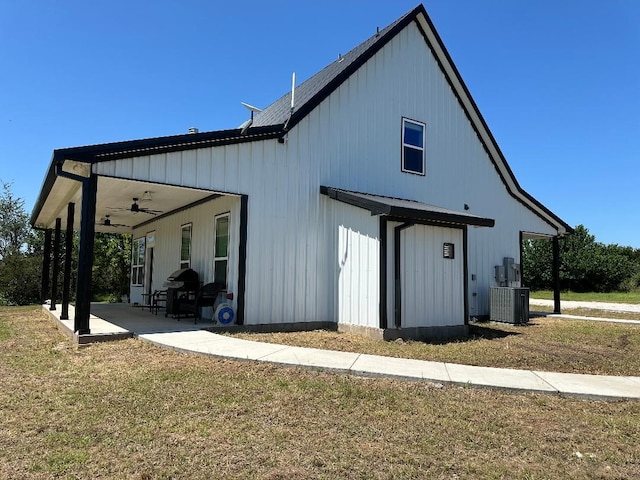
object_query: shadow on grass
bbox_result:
[414,323,526,346]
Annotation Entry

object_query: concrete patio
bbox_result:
[45,302,217,344]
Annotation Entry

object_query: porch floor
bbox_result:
[45,302,216,343]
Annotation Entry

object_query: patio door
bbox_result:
[213,213,230,289]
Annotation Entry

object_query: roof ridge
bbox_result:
[251,5,422,128]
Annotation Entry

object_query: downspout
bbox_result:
[393,222,414,328]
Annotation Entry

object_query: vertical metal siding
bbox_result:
[401,225,464,328]
[130,196,240,308]
[95,20,559,325]
[325,201,380,328]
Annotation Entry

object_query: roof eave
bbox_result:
[30,125,284,227]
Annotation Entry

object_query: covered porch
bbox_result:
[31,129,265,336]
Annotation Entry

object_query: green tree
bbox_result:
[0,181,42,304]
[92,233,131,301]
[523,224,640,293]
[0,181,32,259]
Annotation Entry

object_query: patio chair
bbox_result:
[151,290,167,315]
[176,282,225,323]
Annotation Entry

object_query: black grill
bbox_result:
[164,268,200,315]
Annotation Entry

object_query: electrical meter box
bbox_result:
[494,265,506,283]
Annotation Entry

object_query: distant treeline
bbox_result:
[0,182,130,306]
[522,225,640,292]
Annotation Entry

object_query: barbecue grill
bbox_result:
[164,268,200,316]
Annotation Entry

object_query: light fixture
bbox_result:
[141,191,153,202]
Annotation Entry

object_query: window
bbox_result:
[131,237,145,286]
[214,214,229,287]
[180,224,192,269]
[402,118,426,175]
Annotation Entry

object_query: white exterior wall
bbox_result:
[322,197,380,328]
[96,139,331,326]
[287,22,557,317]
[96,19,561,324]
[401,225,464,328]
[129,196,240,310]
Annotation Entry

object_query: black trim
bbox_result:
[411,10,571,234]
[236,195,248,326]
[462,226,469,325]
[282,9,419,133]
[276,5,570,234]
[40,229,52,304]
[133,193,222,231]
[393,222,414,328]
[74,174,97,334]
[519,231,525,287]
[379,217,388,329]
[552,236,561,314]
[61,203,75,320]
[50,219,61,311]
[321,186,495,227]
[30,126,282,227]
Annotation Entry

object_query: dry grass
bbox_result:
[230,317,640,376]
[1,306,639,479]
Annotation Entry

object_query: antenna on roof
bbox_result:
[239,102,262,135]
[376,26,380,36]
[290,72,296,114]
[284,72,296,131]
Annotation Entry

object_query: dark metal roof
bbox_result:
[251,8,418,129]
[31,3,571,235]
[29,126,282,226]
[321,186,495,228]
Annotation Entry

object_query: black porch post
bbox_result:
[74,174,97,334]
[50,218,62,311]
[40,229,52,304]
[552,236,561,314]
[61,202,75,320]
[235,195,248,326]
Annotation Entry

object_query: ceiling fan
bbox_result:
[97,215,129,228]
[109,197,162,216]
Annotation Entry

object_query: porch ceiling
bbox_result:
[34,174,221,233]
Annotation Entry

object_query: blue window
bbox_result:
[402,118,426,175]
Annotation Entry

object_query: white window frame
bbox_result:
[131,237,145,286]
[213,213,230,288]
[180,223,192,270]
[401,117,426,176]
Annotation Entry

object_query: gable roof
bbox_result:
[252,4,571,235]
[251,10,413,128]
[31,4,571,235]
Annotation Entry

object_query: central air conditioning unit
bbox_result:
[490,287,530,324]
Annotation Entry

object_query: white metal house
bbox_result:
[31,4,570,339]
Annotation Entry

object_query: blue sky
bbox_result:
[1,1,639,247]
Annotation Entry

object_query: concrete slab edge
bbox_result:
[43,307,640,401]
[43,305,134,347]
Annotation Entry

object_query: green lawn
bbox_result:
[1,306,639,479]
[530,290,640,304]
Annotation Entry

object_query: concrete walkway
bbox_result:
[44,304,640,401]
[137,329,640,401]
[530,298,640,314]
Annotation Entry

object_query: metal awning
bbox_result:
[320,186,495,227]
